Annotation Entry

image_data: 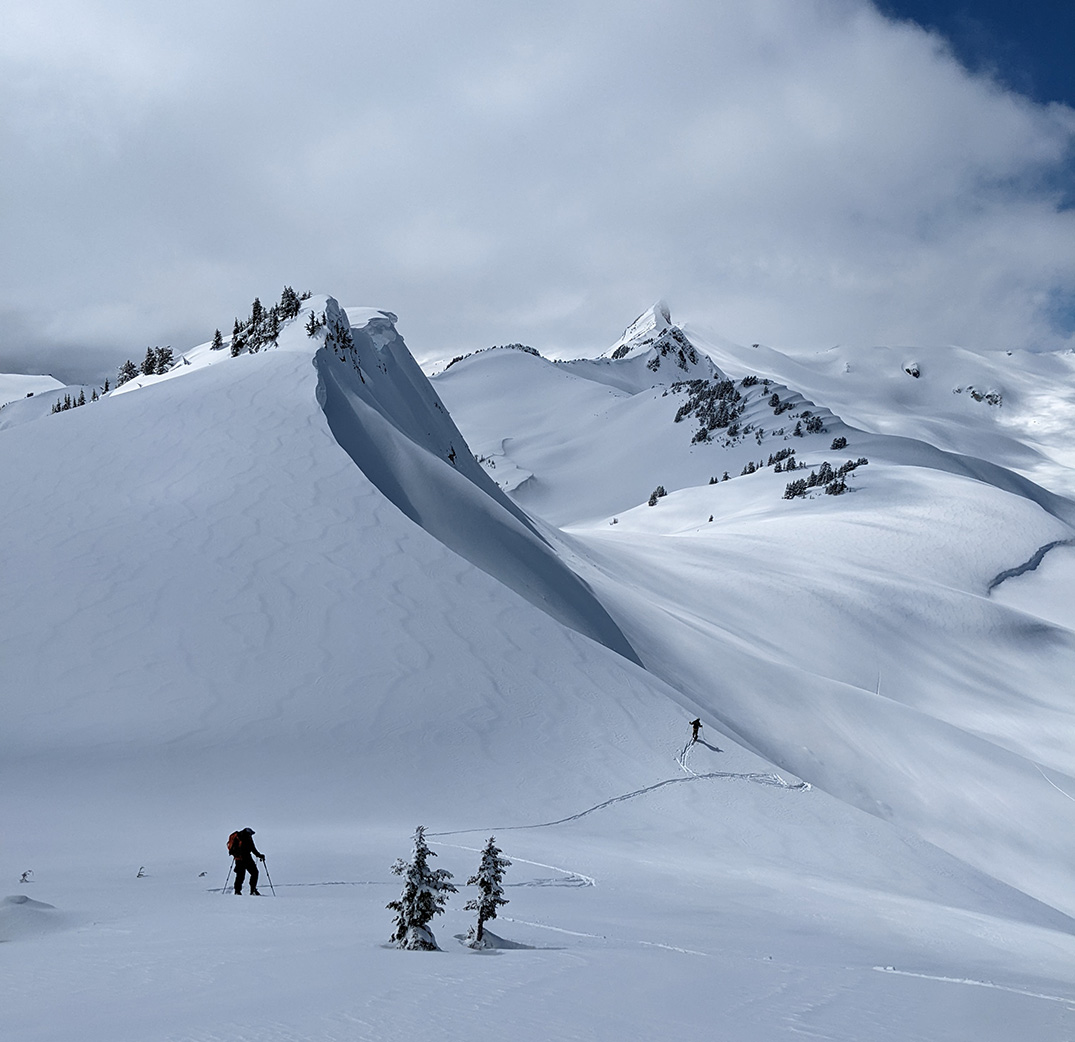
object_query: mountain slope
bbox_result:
[434,306,1075,918]
[5,298,1075,1040]
[314,298,638,660]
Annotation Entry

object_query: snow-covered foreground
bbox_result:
[4,299,1075,1039]
[8,781,1075,1042]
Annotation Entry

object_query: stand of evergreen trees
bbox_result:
[109,285,311,390]
[784,457,868,499]
[387,828,512,951]
[672,377,745,444]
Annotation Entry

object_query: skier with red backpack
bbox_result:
[227,828,265,895]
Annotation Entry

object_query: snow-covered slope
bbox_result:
[687,328,1075,499]
[0,371,63,406]
[5,297,1075,1040]
[434,305,1075,920]
[0,373,72,430]
[314,298,637,660]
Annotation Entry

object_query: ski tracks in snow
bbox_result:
[424,742,810,956]
[429,767,808,842]
[439,842,596,888]
[501,916,712,957]
[432,738,809,843]
[678,738,810,791]
[873,966,1075,1009]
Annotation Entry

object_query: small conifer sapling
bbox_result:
[465,836,511,947]
[387,826,457,951]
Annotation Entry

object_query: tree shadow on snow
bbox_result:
[454,930,555,953]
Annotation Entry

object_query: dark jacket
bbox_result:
[230,831,263,859]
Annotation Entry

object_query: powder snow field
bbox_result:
[0,372,63,407]
[3,299,1075,1039]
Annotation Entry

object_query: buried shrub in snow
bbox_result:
[387,826,457,951]
[465,836,511,947]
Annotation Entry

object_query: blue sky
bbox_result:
[880,0,1075,339]
[2,1,1073,384]
[879,2,1075,107]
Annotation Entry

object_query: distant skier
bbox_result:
[227,828,265,896]
[690,718,702,743]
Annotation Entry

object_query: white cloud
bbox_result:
[1,0,1073,380]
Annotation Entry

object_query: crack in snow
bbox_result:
[987,539,1075,591]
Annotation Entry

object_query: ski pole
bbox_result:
[261,858,276,896]
[221,861,233,895]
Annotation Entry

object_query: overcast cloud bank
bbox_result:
[2,0,1073,382]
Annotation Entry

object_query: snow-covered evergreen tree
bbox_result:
[117,360,139,386]
[279,285,301,320]
[387,826,457,951]
[465,835,511,947]
[211,328,224,351]
[265,306,280,346]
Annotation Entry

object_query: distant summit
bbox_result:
[606,301,674,360]
[602,301,712,380]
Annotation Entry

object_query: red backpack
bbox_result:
[227,831,242,856]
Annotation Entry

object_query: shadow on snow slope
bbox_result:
[313,298,639,665]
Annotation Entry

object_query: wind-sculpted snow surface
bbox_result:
[6,298,1075,1040]
[314,297,638,662]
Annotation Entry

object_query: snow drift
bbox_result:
[313,298,638,661]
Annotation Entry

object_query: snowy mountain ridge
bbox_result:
[313,296,639,659]
[5,292,1075,1039]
